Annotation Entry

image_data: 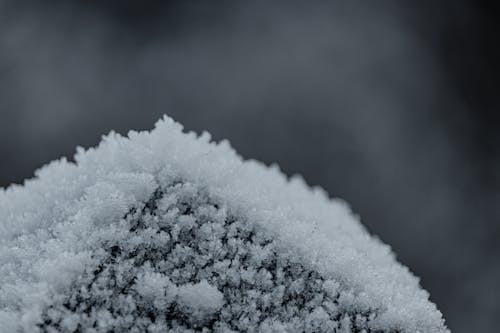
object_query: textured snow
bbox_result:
[0,116,448,332]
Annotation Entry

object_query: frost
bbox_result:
[0,116,448,332]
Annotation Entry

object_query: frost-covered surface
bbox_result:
[0,116,448,332]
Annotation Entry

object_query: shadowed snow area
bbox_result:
[0,116,448,332]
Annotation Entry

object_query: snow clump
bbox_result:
[0,116,449,332]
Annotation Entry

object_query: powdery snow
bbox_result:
[0,116,449,332]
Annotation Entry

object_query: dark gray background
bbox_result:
[1,1,499,331]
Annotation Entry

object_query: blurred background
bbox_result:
[0,0,498,331]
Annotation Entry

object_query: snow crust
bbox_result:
[0,116,448,332]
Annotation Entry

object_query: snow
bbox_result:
[176,280,224,324]
[0,115,449,332]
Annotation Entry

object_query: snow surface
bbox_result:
[0,116,448,332]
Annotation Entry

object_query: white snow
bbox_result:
[176,280,225,323]
[0,115,449,332]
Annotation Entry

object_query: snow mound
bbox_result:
[0,116,448,332]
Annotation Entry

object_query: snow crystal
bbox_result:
[0,116,449,332]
